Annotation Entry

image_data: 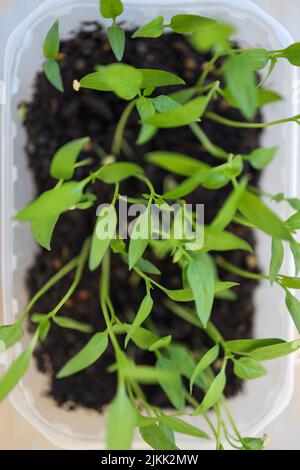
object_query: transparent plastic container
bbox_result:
[1,0,299,450]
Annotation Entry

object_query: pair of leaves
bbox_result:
[187,254,215,328]
[43,21,64,92]
[226,337,300,361]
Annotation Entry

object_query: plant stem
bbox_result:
[206,111,300,128]
[197,52,223,87]
[184,391,218,440]
[112,100,137,157]
[190,123,229,160]
[215,256,268,280]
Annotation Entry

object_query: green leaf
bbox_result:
[44,59,64,92]
[100,0,124,19]
[0,347,32,401]
[106,386,136,450]
[281,276,300,289]
[224,54,257,120]
[32,216,59,251]
[187,254,215,328]
[123,364,175,384]
[0,323,24,351]
[286,211,300,231]
[257,88,282,107]
[195,369,226,414]
[43,20,59,59]
[132,16,164,39]
[97,162,143,184]
[285,290,300,334]
[290,241,300,276]
[135,258,161,275]
[125,293,153,347]
[89,206,117,271]
[246,147,277,170]
[153,95,181,113]
[16,182,85,221]
[160,415,209,439]
[80,65,143,100]
[146,151,209,176]
[279,43,300,66]
[250,339,300,361]
[233,357,268,380]
[107,25,125,61]
[242,437,265,450]
[137,124,158,145]
[225,338,284,355]
[190,345,220,393]
[269,238,284,284]
[190,22,235,52]
[240,49,269,71]
[211,178,247,231]
[139,69,185,89]
[238,190,293,241]
[170,14,215,34]
[149,335,172,352]
[53,316,93,333]
[146,96,209,128]
[113,323,158,349]
[50,137,90,180]
[136,98,155,122]
[167,344,206,390]
[57,332,108,378]
[156,357,185,410]
[204,226,252,253]
[140,425,179,451]
[128,209,151,269]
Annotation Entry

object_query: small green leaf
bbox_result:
[132,16,165,39]
[257,88,282,107]
[139,69,185,89]
[204,226,252,253]
[113,323,158,349]
[238,190,293,242]
[190,345,220,393]
[57,332,108,378]
[53,316,93,333]
[135,258,161,275]
[100,0,124,19]
[224,54,257,120]
[281,276,300,289]
[136,97,155,122]
[187,254,215,328]
[242,437,265,450]
[146,151,209,176]
[106,386,136,450]
[125,293,153,347]
[170,14,215,34]
[149,335,172,352]
[146,96,209,128]
[246,147,277,170]
[44,59,64,92]
[89,206,117,271]
[269,238,284,284]
[240,49,269,71]
[50,137,90,180]
[156,357,185,411]
[286,211,300,231]
[279,43,300,66]
[0,347,32,401]
[290,241,300,276]
[140,425,179,451]
[16,182,85,221]
[195,369,226,414]
[123,364,175,384]
[96,162,143,184]
[107,25,125,61]
[0,323,24,351]
[249,339,300,361]
[285,290,300,334]
[211,178,247,231]
[137,124,158,145]
[167,344,206,390]
[32,216,59,250]
[160,415,209,439]
[128,209,151,269]
[233,357,268,380]
[80,65,143,100]
[190,22,235,52]
[43,20,60,59]
[225,338,284,355]
[153,95,181,113]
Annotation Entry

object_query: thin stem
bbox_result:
[112,100,137,157]
[197,52,223,87]
[206,111,300,129]
[190,123,229,160]
[185,391,218,440]
[48,238,90,319]
[215,256,268,280]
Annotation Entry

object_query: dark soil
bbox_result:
[24,23,262,412]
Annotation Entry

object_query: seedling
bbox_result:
[1,0,300,451]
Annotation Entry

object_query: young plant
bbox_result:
[1,2,300,451]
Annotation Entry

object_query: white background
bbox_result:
[0,0,299,450]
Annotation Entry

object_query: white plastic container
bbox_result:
[1,0,299,450]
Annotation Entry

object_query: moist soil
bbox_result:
[24,23,262,412]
